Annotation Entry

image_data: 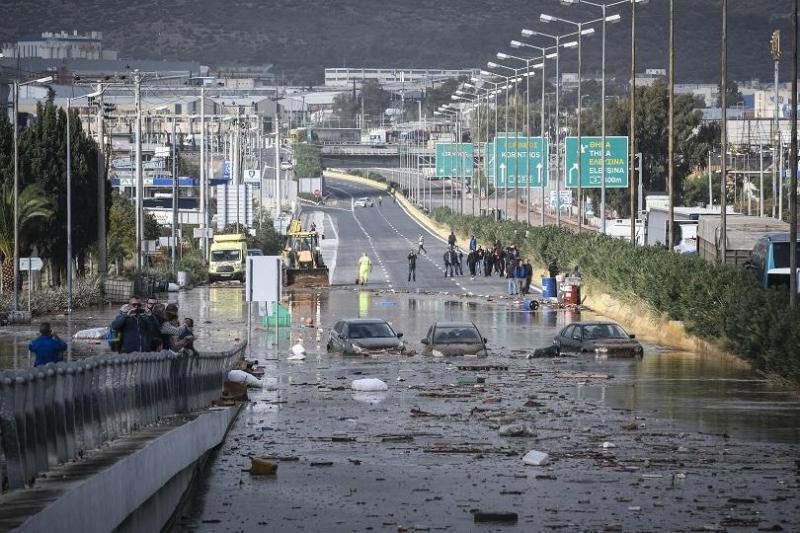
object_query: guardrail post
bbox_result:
[41,366,60,467]
[27,369,49,479]
[0,373,26,490]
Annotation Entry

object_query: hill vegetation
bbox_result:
[3,1,795,84]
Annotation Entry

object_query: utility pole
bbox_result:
[629,0,637,245]
[577,25,584,234]
[200,86,207,259]
[134,72,143,270]
[274,103,282,220]
[790,0,798,307]
[171,117,178,272]
[667,0,675,250]
[555,35,561,228]
[771,30,781,219]
[720,0,728,264]
[96,83,107,279]
[66,104,73,313]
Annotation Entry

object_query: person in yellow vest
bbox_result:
[358,253,372,285]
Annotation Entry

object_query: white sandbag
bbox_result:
[227,369,263,387]
[351,378,388,392]
[168,283,180,292]
[73,327,108,340]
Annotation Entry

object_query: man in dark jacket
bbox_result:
[448,230,457,247]
[522,259,533,294]
[111,296,157,353]
[407,250,417,282]
[467,249,478,278]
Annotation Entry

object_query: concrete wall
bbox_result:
[3,406,239,533]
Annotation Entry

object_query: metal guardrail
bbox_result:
[0,343,245,492]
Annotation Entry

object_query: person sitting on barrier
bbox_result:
[29,322,67,366]
[111,296,158,353]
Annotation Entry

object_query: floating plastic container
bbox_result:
[562,284,581,305]
[177,271,189,287]
[541,277,557,298]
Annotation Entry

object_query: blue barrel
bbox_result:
[541,277,557,298]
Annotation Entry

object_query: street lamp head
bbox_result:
[606,14,622,23]
[479,70,493,76]
[563,41,578,49]
[35,76,54,84]
[540,14,555,23]
[486,62,499,69]
[496,52,510,60]
[451,95,460,100]
[521,28,535,37]
[546,52,559,59]
[634,0,649,4]
[455,89,464,95]
[462,82,474,88]
[581,28,595,36]
[510,40,523,49]
[560,0,579,5]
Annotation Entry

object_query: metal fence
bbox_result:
[0,343,245,492]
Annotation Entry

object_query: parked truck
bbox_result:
[697,215,789,266]
[209,233,248,282]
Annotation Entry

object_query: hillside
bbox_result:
[3,0,795,84]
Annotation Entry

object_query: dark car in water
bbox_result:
[552,321,643,358]
[421,321,488,357]
[326,318,408,355]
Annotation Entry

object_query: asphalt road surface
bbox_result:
[304,177,528,296]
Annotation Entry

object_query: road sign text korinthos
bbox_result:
[435,143,474,178]
[564,136,628,188]
[494,136,548,188]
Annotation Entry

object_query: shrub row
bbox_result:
[431,207,800,383]
[0,276,105,316]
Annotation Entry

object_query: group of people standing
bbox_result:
[463,234,534,295]
[110,296,196,354]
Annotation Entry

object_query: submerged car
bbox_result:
[421,321,488,357]
[354,197,374,207]
[553,321,643,358]
[327,318,408,355]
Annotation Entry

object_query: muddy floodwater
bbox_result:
[152,287,800,532]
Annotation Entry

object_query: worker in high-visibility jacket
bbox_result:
[358,253,372,285]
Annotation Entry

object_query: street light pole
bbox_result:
[12,80,19,312]
[668,0,675,249]
[720,0,728,263]
[629,0,638,245]
[790,0,798,307]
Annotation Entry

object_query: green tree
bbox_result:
[292,143,324,178]
[0,183,54,289]
[107,192,160,273]
[16,95,109,282]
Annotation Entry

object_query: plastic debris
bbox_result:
[351,378,388,391]
[287,353,306,361]
[227,369,263,387]
[73,327,108,340]
[432,349,445,357]
[249,458,278,475]
[522,450,550,466]
[473,511,518,524]
[291,340,306,356]
[602,441,617,448]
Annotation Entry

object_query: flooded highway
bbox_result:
[172,286,800,532]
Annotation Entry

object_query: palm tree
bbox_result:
[0,183,54,292]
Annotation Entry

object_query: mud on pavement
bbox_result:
[176,288,799,532]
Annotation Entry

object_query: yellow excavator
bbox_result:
[282,219,330,287]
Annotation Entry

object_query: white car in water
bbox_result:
[354,197,374,207]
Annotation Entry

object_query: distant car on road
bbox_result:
[552,321,643,358]
[354,197,374,207]
[327,318,408,355]
[421,321,488,357]
[280,161,294,171]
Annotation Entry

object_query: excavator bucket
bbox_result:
[285,267,330,288]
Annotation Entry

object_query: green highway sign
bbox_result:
[494,136,548,188]
[435,143,474,178]
[564,136,629,188]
